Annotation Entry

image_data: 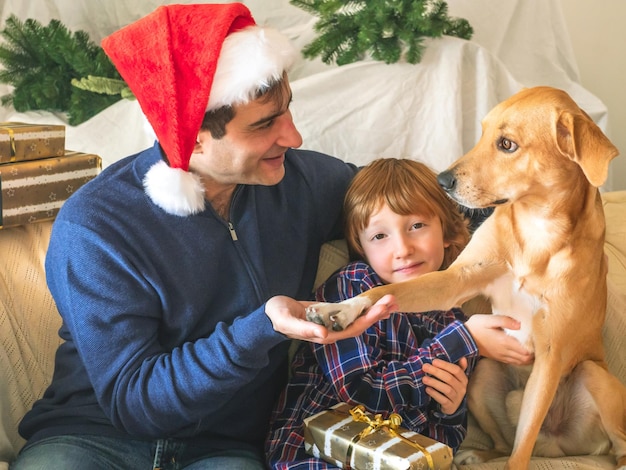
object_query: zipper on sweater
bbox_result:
[226,192,267,304]
[228,221,238,241]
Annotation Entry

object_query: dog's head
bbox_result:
[438,86,619,209]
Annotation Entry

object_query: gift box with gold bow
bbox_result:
[303,403,453,470]
[0,122,65,164]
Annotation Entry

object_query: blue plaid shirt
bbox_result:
[266,261,479,469]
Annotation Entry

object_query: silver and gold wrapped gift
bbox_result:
[0,150,101,228]
[0,122,65,164]
[303,403,453,470]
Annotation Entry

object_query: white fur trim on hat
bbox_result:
[143,160,206,216]
[207,25,297,110]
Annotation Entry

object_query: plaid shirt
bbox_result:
[266,261,479,469]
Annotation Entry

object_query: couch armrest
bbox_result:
[602,191,626,384]
[0,221,62,463]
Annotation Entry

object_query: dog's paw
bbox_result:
[454,449,508,466]
[454,449,489,465]
[454,450,487,465]
[306,297,371,331]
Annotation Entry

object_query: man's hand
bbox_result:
[464,314,534,365]
[422,357,468,415]
[265,295,397,344]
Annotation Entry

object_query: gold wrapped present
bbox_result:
[0,150,101,228]
[0,122,65,164]
[303,403,453,470]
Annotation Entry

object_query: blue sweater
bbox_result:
[19,142,357,457]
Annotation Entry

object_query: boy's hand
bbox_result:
[422,357,469,415]
[464,314,534,365]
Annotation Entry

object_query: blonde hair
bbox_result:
[344,158,469,269]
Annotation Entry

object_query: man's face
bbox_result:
[190,79,303,190]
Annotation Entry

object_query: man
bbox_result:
[11,4,393,469]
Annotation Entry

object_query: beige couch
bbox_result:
[0,191,625,469]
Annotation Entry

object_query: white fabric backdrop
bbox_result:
[0,0,610,176]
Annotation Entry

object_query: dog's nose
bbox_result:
[437,170,456,192]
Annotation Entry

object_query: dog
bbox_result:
[306,86,626,469]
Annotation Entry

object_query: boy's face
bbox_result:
[359,204,449,284]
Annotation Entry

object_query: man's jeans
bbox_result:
[10,435,265,469]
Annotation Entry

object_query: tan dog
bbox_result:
[306,86,626,468]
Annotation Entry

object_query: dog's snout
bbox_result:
[437,170,456,192]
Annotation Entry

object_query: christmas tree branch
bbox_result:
[290,0,473,65]
[0,15,125,125]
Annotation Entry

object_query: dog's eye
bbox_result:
[498,137,518,153]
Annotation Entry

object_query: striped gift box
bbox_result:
[0,150,101,228]
[303,403,453,470]
[0,122,65,163]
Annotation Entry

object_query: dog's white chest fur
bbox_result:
[484,270,543,352]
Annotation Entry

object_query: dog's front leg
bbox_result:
[307,261,505,330]
[306,271,453,331]
[506,349,562,469]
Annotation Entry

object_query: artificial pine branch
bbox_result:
[72,76,134,99]
[290,0,473,66]
[0,15,123,125]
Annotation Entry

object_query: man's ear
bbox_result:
[555,110,619,187]
[194,130,212,153]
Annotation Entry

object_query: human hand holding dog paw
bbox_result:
[305,296,375,331]
[464,314,534,366]
[423,357,469,415]
[265,295,396,344]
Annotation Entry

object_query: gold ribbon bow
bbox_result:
[348,405,434,470]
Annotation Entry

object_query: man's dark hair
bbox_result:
[200,106,234,139]
[200,73,290,139]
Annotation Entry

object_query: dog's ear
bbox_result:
[555,110,619,187]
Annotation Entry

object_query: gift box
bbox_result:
[0,122,65,164]
[0,150,101,228]
[303,403,453,470]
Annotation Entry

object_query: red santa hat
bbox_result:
[101,3,296,216]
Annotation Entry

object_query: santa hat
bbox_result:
[101,3,296,216]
